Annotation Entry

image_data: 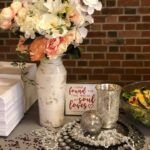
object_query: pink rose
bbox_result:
[1,7,15,20]
[46,37,66,58]
[0,19,12,30]
[11,1,22,14]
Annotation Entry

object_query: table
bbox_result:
[0,103,150,150]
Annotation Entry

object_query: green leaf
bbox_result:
[11,62,18,67]
[23,38,34,45]
[65,44,82,59]
[122,91,135,100]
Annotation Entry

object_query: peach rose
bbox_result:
[29,37,47,61]
[17,37,29,53]
[11,1,22,14]
[0,19,12,30]
[64,31,76,45]
[1,7,15,20]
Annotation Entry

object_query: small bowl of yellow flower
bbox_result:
[121,81,150,126]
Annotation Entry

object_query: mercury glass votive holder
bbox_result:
[96,83,122,129]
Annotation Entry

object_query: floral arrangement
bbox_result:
[0,0,102,61]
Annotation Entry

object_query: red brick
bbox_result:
[93,53,105,59]
[67,75,77,81]
[88,32,106,38]
[102,8,123,15]
[106,54,124,60]
[118,0,139,6]
[119,31,140,37]
[104,68,124,74]
[89,75,108,80]
[90,24,101,31]
[119,16,140,22]
[0,32,9,38]
[87,46,107,52]
[93,69,104,74]
[120,46,141,52]
[142,31,150,37]
[103,38,124,45]
[137,24,150,30]
[125,69,136,74]
[144,61,150,67]
[5,39,18,45]
[6,53,18,60]
[0,54,6,60]
[121,75,141,81]
[103,24,124,30]
[0,2,5,9]
[108,75,120,81]
[122,61,143,67]
[93,16,105,23]
[89,61,109,67]
[81,53,93,59]
[110,61,121,67]
[106,16,118,23]
[141,0,150,6]
[125,24,135,30]
[91,39,102,44]
[143,46,150,52]
[142,16,150,22]
[136,39,150,45]
[0,46,10,52]
[143,75,150,80]
[0,40,4,45]
[78,75,88,80]
[137,54,150,60]
[125,39,135,45]
[138,8,150,14]
[73,68,92,74]
[136,69,150,74]
[63,60,76,67]
[66,68,72,74]
[77,61,88,67]
[106,0,116,7]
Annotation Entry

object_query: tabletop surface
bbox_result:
[0,103,150,150]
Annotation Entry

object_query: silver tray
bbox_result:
[58,120,145,150]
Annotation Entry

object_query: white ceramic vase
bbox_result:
[36,57,67,128]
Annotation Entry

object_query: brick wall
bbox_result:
[0,0,150,85]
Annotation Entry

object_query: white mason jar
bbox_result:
[36,56,67,128]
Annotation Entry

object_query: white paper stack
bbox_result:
[0,61,37,112]
[0,78,24,136]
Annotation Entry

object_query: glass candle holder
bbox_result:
[96,83,122,129]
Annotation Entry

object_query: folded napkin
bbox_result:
[0,103,24,136]
[0,95,24,121]
[0,78,23,108]
[0,61,37,112]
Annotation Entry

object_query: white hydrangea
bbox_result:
[15,5,41,39]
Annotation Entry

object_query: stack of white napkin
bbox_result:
[0,78,24,136]
[0,62,37,112]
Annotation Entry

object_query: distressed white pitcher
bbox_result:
[36,57,66,128]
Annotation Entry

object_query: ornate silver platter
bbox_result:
[57,119,145,150]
